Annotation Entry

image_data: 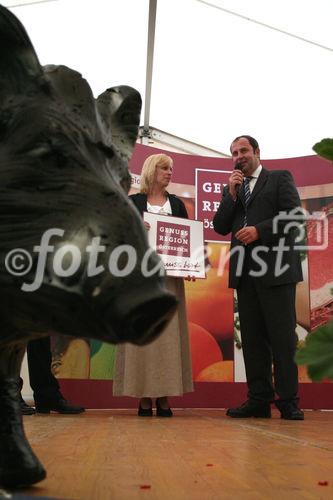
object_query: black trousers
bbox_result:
[26,336,60,400]
[237,273,299,403]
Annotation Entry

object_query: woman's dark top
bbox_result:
[129,192,188,219]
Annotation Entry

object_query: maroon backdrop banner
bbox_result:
[58,144,333,409]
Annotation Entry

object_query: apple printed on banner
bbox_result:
[188,322,223,380]
[185,265,234,340]
[196,361,234,382]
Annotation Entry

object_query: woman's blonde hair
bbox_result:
[140,154,173,194]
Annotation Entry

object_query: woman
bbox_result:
[113,154,193,416]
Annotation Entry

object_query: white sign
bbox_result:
[143,212,206,278]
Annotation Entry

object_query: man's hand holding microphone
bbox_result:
[228,162,259,244]
[228,162,244,201]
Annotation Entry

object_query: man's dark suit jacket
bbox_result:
[129,192,188,219]
[213,168,303,289]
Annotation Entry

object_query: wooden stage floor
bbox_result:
[18,409,333,499]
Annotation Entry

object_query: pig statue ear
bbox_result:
[0,5,44,101]
[43,64,98,129]
[96,86,142,161]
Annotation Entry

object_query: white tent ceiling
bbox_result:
[5,0,333,159]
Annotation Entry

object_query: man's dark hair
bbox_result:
[231,135,259,153]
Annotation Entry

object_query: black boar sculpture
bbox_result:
[0,5,176,489]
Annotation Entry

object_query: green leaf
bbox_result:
[296,321,333,382]
[313,138,333,161]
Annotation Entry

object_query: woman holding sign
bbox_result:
[113,154,193,416]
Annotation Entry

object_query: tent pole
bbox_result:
[142,0,157,144]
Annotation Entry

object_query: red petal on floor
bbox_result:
[318,481,328,486]
[206,464,214,467]
[140,484,152,489]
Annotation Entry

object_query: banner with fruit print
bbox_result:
[53,144,333,409]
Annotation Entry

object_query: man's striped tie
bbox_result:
[243,176,252,227]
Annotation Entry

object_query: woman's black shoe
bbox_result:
[138,403,153,417]
[156,398,173,417]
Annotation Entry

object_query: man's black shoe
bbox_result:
[276,401,304,420]
[20,398,36,415]
[226,400,271,418]
[35,397,85,414]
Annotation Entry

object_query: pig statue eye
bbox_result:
[26,143,70,168]
[27,145,52,157]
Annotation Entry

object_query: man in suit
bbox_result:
[213,135,304,420]
[20,337,85,415]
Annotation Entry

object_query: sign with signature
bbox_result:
[143,212,206,278]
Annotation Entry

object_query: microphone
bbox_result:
[234,161,243,196]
